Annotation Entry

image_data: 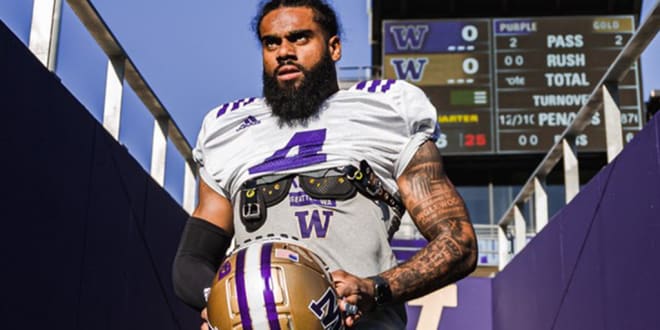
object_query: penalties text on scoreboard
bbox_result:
[382,16,642,155]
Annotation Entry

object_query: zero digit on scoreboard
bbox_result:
[461,25,478,42]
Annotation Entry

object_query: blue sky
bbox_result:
[0,0,370,203]
[1,0,658,205]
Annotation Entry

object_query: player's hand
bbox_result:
[200,307,209,330]
[331,269,376,328]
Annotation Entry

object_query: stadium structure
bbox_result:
[1,0,659,329]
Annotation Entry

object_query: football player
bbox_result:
[172,0,478,329]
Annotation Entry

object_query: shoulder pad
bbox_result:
[350,79,397,93]
[215,97,258,118]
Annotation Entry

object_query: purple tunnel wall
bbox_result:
[492,112,660,329]
[0,21,198,329]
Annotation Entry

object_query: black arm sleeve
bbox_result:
[172,217,232,310]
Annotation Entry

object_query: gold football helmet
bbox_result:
[207,241,343,330]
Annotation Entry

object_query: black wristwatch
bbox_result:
[368,275,392,306]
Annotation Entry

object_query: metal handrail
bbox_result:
[497,1,660,267]
[66,0,195,172]
[28,0,198,212]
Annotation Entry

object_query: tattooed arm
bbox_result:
[333,140,477,324]
[382,140,477,301]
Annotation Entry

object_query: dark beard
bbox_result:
[263,53,338,127]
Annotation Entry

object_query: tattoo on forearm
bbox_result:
[385,141,477,302]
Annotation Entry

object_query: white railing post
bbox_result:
[498,223,510,270]
[102,56,126,139]
[603,83,624,162]
[513,205,527,254]
[150,119,168,186]
[562,139,580,204]
[29,0,63,71]
[182,162,196,214]
[534,177,548,232]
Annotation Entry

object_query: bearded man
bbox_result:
[173,1,477,329]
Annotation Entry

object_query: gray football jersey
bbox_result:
[194,79,437,328]
[194,79,437,202]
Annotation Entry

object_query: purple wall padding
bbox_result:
[0,22,198,329]
[493,112,660,330]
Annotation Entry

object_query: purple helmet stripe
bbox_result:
[260,243,281,330]
[235,249,253,330]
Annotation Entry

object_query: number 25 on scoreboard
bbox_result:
[463,133,487,147]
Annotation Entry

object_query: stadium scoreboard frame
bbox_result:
[382,15,643,155]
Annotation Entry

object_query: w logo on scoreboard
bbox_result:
[390,58,428,82]
[389,25,429,50]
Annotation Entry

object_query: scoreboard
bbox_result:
[382,16,642,155]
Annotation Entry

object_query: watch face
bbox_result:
[370,276,392,305]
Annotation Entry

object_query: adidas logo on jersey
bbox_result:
[236,115,261,131]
